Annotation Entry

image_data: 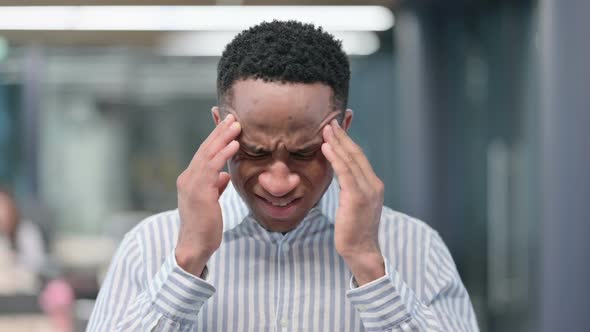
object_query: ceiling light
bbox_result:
[0,6,394,32]
[159,31,380,57]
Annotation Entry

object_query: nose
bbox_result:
[258,161,300,197]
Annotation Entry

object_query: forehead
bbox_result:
[227,79,336,147]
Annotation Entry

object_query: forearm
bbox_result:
[346,258,478,331]
[343,250,385,286]
[175,245,214,278]
[88,236,215,331]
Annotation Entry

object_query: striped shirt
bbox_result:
[87,179,478,331]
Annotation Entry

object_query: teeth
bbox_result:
[271,201,290,207]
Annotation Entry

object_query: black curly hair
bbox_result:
[217,20,350,116]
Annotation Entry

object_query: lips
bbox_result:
[262,197,297,207]
[255,194,302,219]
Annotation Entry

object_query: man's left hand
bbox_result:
[321,119,385,286]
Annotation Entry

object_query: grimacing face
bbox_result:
[212,79,352,233]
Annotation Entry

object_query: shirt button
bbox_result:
[280,318,289,327]
[281,243,290,253]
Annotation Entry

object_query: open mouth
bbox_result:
[255,195,302,218]
[265,198,297,207]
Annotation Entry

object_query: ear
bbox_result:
[211,106,222,125]
[342,109,353,131]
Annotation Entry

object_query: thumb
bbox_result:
[217,172,232,196]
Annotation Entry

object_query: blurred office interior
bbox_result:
[0,0,588,331]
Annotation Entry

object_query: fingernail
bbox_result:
[331,119,340,127]
[230,121,241,130]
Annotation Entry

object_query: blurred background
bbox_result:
[0,0,588,331]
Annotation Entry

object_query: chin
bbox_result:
[255,211,308,233]
[264,220,302,233]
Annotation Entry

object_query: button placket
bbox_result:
[281,242,290,253]
[275,238,289,331]
[280,318,289,328]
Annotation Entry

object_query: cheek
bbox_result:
[230,154,332,186]
[228,158,263,184]
[294,157,332,182]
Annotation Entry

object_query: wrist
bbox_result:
[342,250,385,286]
[175,246,214,277]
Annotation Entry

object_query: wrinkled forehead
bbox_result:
[236,108,339,149]
[223,79,340,148]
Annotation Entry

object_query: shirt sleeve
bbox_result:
[87,232,216,332]
[16,220,47,275]
[346,231,479,332]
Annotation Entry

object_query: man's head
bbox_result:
[212,20,353,232]
[0,190,20,248]
[216,20,350,118]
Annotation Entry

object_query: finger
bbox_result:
[202,120,242,160]
[217,172,232,196]
[322,125,369,191]
[329,119,373,171]
[207,140,240,172]
[321,141,360,191]
[180,141,237,191]
[200,113,235,149]
[188,116,240,168]
[329,120,380,184]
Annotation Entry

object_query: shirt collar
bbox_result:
[220,178,340,233]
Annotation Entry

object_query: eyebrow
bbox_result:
[240,141,269,153]
[294,142,322,153]
[236,107,336,154]
[240,140,322,154]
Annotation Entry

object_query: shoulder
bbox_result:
[378,206,438,243]
[377,207,445,295]
[126,209,181,239]
[16,219,44,242]
[115,209,181,277]
[377,206,442,269]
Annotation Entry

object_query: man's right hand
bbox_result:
[175,113,241,277]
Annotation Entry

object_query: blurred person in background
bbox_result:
[0,189,46,293]
[88,21,478,331]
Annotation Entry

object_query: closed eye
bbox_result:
[241,149,270,160]
[291,149,319,160]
